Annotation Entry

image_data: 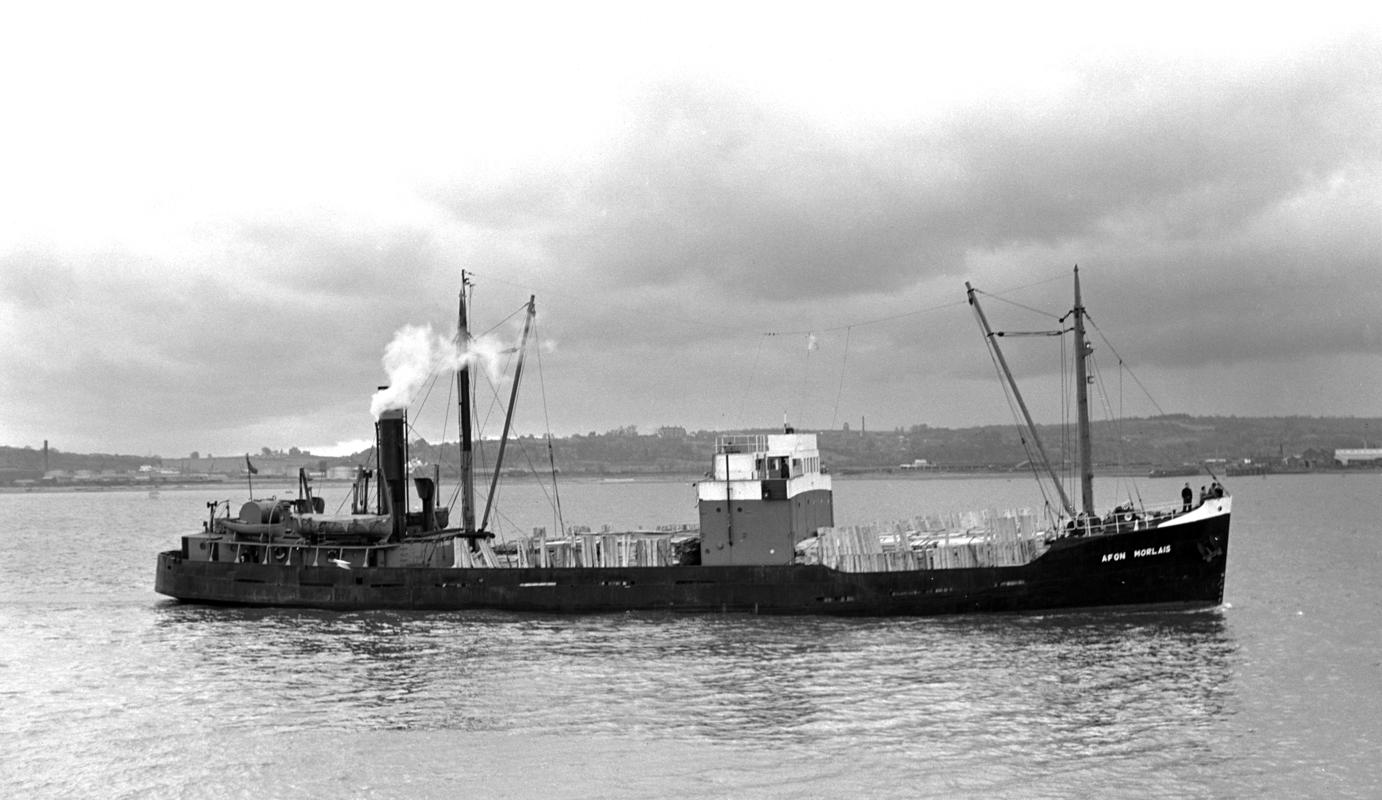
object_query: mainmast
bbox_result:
[456,272,476,534]
[480,295,536,533]
[967,282,1076,518]
[1072,266,1095,516]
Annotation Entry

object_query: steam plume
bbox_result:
[369,324,512,419]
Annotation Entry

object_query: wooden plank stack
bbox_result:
[804,509,1049,572]
[506,525,692,568]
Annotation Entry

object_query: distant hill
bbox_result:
[0,445,159,483]
[792,414,1375,474]
[369,414,1382,475]
[5,414,1380,484]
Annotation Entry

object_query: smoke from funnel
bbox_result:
[369,323,512,419]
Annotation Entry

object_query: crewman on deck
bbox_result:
[1181,482,1193,512]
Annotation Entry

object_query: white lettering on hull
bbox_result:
[1102,544,1171,563]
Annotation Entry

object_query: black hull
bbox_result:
[155,514,1228,616]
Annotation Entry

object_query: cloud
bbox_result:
[436,36,1380,319]
[436,81,971,301]
[4,25,1382,455]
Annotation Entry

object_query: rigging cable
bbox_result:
[761,297,968,337]
[1085,312,1177,507]
[1083,314,1168,418]
[473,270,971,338]
[977,275,1069,320]
[433,297,530,517]
[796,332,816,427]
[510,432,564,536]
[438,362,454,459]
[734,334,767,429]
[471,305,561,539]
[461,300,533,525]
[1060,328,1072,503]
[974,286,1074,519]
[1089,350,1147,513]
[972,304,1060,522]
[477,269,1077,343]
[532,316,567,542]
[474,325,518,535]
[830,326,853,430]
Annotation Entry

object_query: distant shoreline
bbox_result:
[5,465,1379,494]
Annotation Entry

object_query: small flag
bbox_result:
[245,454,258,475]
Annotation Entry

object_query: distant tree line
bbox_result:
[4,414,1380,483]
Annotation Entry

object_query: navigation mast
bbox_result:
[1072,266,1095,516]
[456,272,476,534]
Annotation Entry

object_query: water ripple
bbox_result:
[6,479,1382,798]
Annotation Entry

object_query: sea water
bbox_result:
[2,473,1380,799]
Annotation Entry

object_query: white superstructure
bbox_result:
[696,433,831,502]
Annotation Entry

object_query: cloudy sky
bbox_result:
[2,2,1380,458]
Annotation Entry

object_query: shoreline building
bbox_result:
[1334,448,1382,466]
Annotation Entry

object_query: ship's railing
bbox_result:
[715,434,767,454]
[1054,493,1224,537]
[186,538,404,569]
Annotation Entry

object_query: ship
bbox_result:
[155,268,1231,615]
[1148,465,1202,479]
